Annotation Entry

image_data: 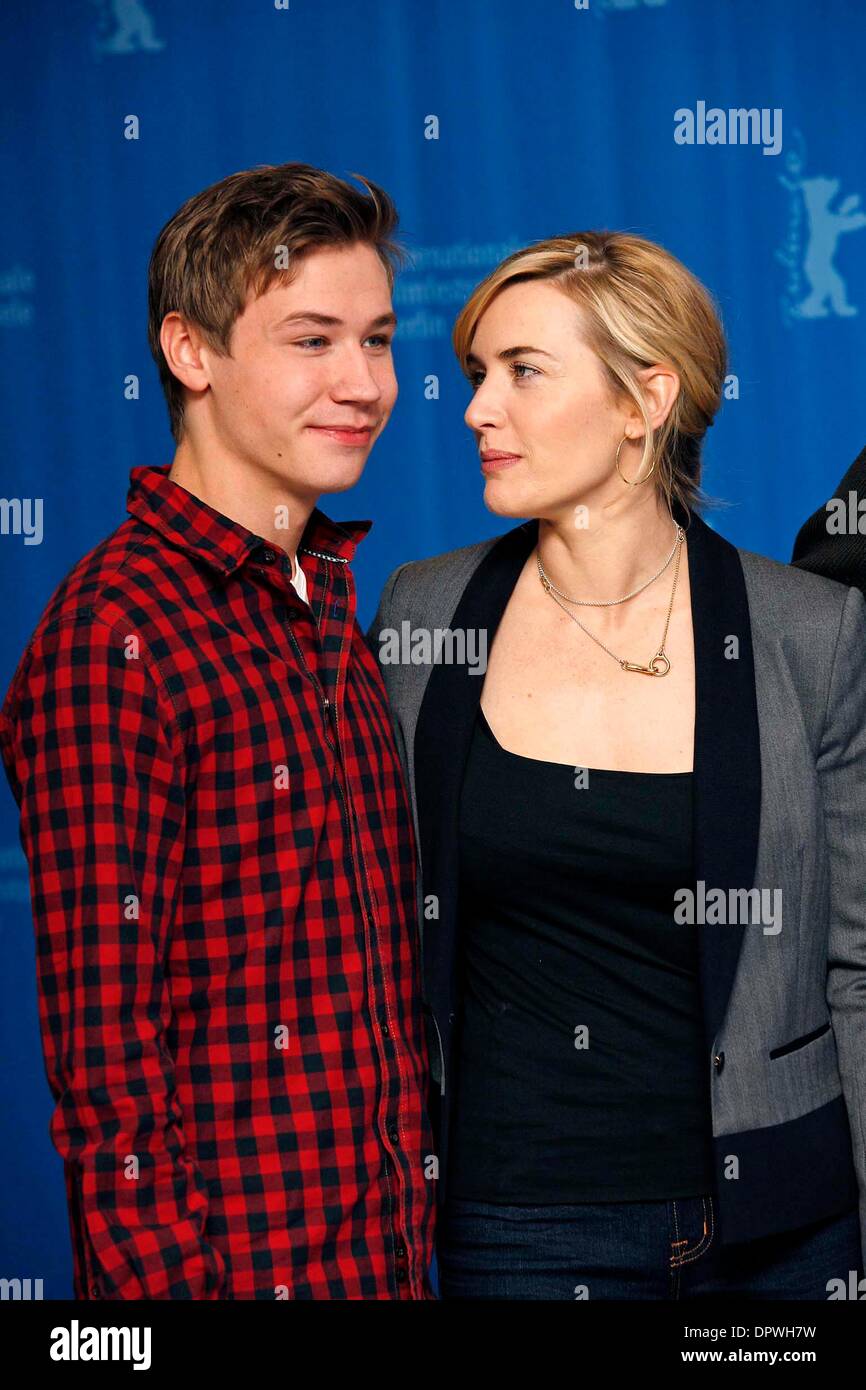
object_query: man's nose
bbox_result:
[332,349,384,401]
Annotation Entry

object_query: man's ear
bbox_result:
[160,313,212,394]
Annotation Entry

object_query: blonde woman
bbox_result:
[369,232,866,1299]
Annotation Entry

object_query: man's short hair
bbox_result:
[147,162,405,441]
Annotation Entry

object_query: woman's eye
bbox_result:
[467,363,539,388]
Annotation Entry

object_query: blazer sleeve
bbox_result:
[365,561,413,658]
[818,583,866,1268]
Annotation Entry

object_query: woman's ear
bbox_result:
[636,364,680,432]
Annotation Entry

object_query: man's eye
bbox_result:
[295,337,328,348]
[365,335,393,348]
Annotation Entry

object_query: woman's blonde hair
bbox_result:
[452,231,728,516]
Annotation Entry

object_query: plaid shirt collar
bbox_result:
[126,463,372,576]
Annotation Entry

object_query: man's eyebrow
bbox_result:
[465,344,556,366]
[271,311,399,331]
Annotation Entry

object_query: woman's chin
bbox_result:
[482,477,534,519]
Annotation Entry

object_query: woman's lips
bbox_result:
[480,452,521,473]
[308,425,373,446]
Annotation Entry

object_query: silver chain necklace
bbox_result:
[537,525,686,676]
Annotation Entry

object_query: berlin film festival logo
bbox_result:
[89,0,165,58]
[777,130,866,324]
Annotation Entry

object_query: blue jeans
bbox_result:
[436,1194,863,1299]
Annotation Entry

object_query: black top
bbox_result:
[447,705,715,1204]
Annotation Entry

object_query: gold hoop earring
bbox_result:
[615,434,656,487]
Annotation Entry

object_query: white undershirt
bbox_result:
[289,554,309,605]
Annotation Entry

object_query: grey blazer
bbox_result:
[367,505,866,1263]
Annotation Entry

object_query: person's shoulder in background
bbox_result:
[791,441,866,597]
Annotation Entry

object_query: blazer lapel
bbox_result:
[414,520,538,1019]
[413,506,762,1051]
[682,505,762,1045]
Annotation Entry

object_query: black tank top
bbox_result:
[447,705,715,1203]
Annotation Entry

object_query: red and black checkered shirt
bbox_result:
[0,463,436,1300]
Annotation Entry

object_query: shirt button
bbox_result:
[713,1051,725,1073]
[396,1267,407,1283]
[388,1129,400,1145]
[261,549,276,563]
[90,1283,101,1298]
[395,1245,406,1258]
[323,697,330,710]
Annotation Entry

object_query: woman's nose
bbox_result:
[465,384,505,431]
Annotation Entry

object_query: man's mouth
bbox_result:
[308,423,375,445]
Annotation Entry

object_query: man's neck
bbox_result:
[168,441,316,571]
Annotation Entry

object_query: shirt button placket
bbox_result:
[324,578,414,1299]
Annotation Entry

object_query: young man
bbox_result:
[0,164,436,1300]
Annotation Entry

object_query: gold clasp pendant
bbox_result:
[621,652,671,677]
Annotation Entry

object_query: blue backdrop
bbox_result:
[2,0,864,1296]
